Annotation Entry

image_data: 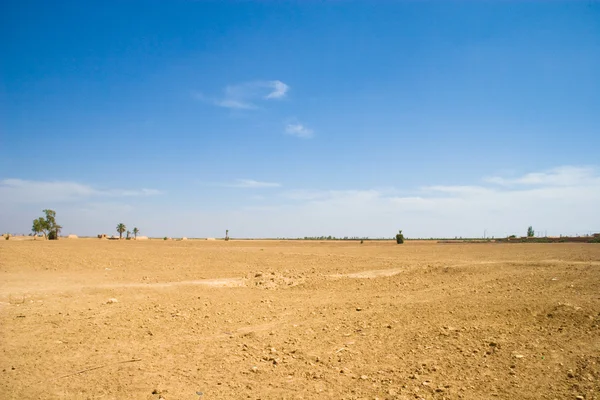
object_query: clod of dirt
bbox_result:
[106,298,118,304]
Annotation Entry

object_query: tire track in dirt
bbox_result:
[0,278,245,299]
[2,259,597,299]
[328,267,404,279]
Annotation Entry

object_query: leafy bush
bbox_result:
[396,230,405,244]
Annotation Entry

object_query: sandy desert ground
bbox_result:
[1,239,599,400]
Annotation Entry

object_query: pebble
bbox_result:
[360,375,368,380]
[106,298,118,304]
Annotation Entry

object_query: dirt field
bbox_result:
[1,239,599,399]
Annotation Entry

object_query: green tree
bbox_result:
[116,223,126,240]
[32,217,48,239]
[132,227,139,239]
[396,230,405,244]
[527,226,535,238]
[32,209,61,240]
[225,229,229,241]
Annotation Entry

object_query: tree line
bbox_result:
[28,210,140,240]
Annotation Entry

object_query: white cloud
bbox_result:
[423,185,493,196]
[1,166,599,238]
[224,179,281,188]
[197,80,289,110]
[285,123,314,138]
[484,166,599,187]
[0,179,162,203]
[214,99,256,110]
[265,80,289,99]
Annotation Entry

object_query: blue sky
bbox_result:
[1,1,599,238]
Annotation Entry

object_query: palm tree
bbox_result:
[116,223,126,240]
[132,227,139,239]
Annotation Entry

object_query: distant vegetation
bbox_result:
[116,223,126,240]
[302,236,370,240]
[527,226,535,237]
[32,209,62,240]
[396,230,405,244]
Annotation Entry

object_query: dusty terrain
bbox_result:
[1,239,599,400]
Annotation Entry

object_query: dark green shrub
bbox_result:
[396,230,405,244]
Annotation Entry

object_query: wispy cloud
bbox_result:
[2,166,598,238]
[224,179,281,188]
[0,179,162,203]
[214,99,256,110]
[196,80,289,110]
[262,165,600,237]
[264,80,289,99]
[484,166,599,187]
[285,123,314,138]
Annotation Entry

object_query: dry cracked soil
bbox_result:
[1,239,599,400]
